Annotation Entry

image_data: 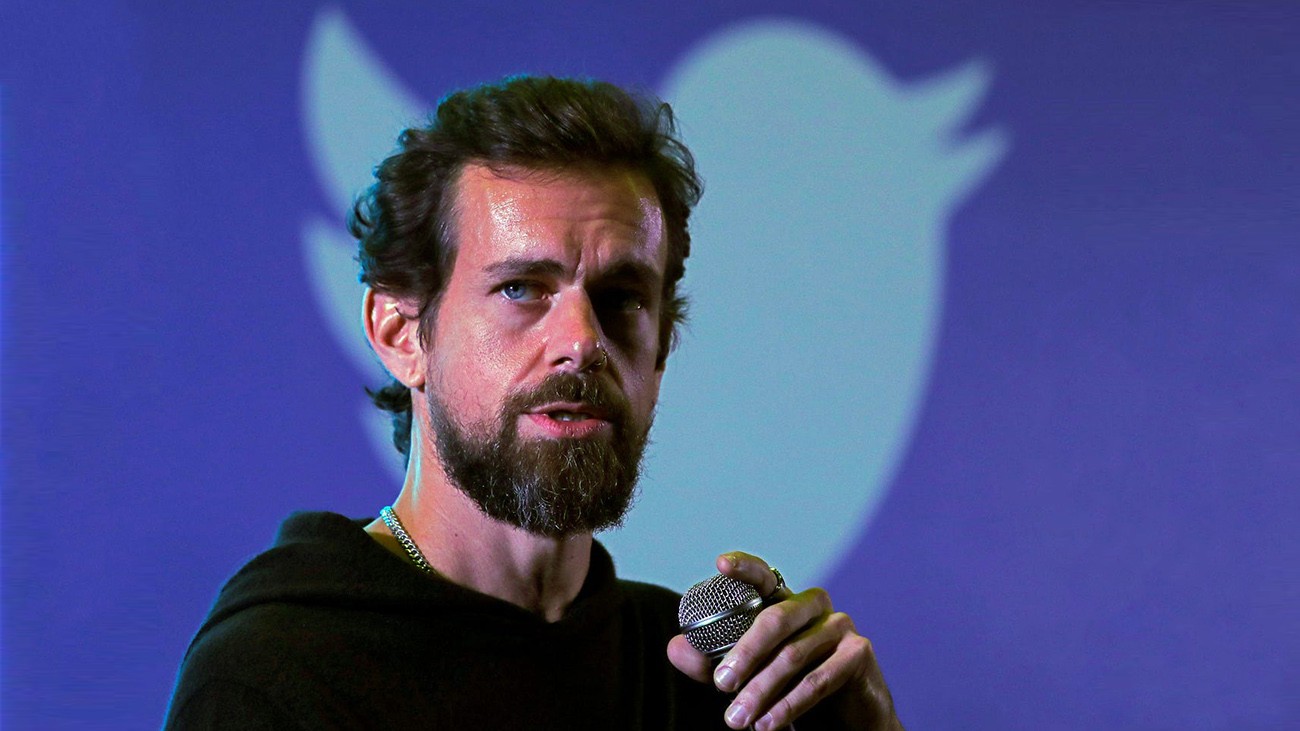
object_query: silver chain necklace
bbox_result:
[379,505,434,574]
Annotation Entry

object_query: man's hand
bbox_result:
[667,552,903,730]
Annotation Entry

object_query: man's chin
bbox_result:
[475,481,638,539]
[513,512,631,540]
[429,394,644,539]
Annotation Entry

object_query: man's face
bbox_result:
[422,163,669,536]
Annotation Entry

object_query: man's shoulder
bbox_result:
[166,598,400,730]
[189,598,344,656]
[177,576,374,686]
[166,528,418,731]
[176,512,398,672]
[165,601,333,729]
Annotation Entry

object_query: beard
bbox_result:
[425,372,650,538]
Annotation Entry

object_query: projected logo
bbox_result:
[301,10,1006,588]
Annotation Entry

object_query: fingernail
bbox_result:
[725,701,750,728]
[722,553,738,569]
[713,661,737,691]
[754,713,774,731]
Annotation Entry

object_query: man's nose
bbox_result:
[546,291,607,373]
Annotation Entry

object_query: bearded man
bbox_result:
[165,76,903,731]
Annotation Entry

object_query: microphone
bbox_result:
[679,573,798,730]
[678,573,765,659]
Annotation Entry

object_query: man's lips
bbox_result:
[521,402,615,437]
[526,402,613,421]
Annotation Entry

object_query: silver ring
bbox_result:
[592,346,609,370]
[766,567,787,599]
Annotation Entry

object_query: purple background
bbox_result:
[3,1,1297,728]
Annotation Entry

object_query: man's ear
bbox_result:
[363,287,426,389]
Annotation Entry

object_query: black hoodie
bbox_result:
[164,511,729,730]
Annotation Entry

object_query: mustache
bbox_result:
[506,373,632,423]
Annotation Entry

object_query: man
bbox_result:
[166,76,902,730]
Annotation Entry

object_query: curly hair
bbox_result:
[349,75,703,459]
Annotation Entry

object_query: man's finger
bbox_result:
[749,631,862,731]
[716,551,790,599]
[713,587,832,692]
[667,634,714,683]
[720,615,842,729]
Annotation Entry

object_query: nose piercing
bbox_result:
[591,345,609,371]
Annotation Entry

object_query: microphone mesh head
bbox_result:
[678,574,763,658]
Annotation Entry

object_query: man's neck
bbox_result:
[366,453,593,623]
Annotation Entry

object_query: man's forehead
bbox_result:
[456,162,660,210]
[451,162,668,269]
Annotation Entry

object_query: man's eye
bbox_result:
[597,289,646,313]
[500,281,544,302]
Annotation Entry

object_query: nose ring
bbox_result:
[590,345,609,371]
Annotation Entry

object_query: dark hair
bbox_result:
[350,75,703,458]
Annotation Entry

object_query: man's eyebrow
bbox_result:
[482,258,662,287]
[597,260,662,289]
[482,258,568,279]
